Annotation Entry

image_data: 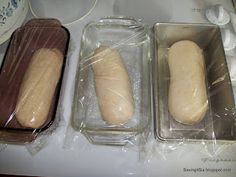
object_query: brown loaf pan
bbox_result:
[0,19,70,143]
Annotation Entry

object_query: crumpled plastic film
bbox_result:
[0,143,7,153]
[0,18,70,154]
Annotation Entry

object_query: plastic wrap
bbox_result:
[0,19,70,153]
[226,55,236,86]
[67,17,151,146]
[149,22,236,158]
[66,18,236,160]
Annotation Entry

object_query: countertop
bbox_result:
[1,0,236,177]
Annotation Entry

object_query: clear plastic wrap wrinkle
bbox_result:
[87,46,135,125]
[70,17,151,145]
[0,18,70,148]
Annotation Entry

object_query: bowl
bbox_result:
[29,0,97,25]
[0,0,29,45]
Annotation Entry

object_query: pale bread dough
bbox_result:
[16,48,63,128]
[168,40,208,125]
[92,46,134,125]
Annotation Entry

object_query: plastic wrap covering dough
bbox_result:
[168,40,208,125]
[91,46,134,125]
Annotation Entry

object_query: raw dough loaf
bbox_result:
[16,48,63,128]
[92,46,134,125]
[168,40,208,125]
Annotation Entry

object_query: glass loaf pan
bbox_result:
[0,19,70,143]
[153,23,236,142]
[71,17,151,145]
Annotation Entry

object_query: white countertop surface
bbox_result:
[1,0,236,177]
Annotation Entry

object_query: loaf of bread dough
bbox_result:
[16,48,63,128]
[168,40,208,125]
[92,46,134,125]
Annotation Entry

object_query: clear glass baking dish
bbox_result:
[71,17,151,145]
[0,19,70,143]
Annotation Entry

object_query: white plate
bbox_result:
[0,0,29,45]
